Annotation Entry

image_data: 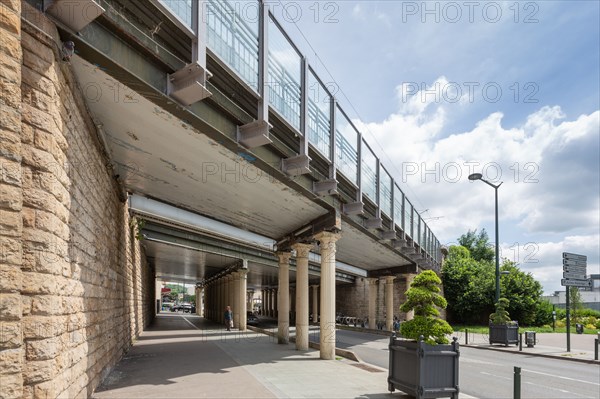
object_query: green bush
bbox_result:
[489,298,514,325]
[400,270,453,345]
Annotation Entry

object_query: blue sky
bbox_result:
[271,0,600,294]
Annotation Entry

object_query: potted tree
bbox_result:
[488,297,519,346]
[388,270,459,399]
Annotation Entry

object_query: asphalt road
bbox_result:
[311,329,600,399]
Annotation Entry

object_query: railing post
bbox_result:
[595,338,598,361]
[519,333,523,351]
[465,328,468,345]
[513,366,521,399]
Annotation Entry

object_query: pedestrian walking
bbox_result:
[224,305,233,331]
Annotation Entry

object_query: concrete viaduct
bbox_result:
[0,0,443,397]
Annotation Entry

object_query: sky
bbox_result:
[269,0,600,295]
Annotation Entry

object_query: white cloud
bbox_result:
[353,78,599,293]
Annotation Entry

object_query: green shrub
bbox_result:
[400,270,453,345]
[489,298,515,325]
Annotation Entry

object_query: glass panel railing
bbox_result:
[206,0,259,90]
[394,185,403,230]
[335,107,358,184]
[406,201,413,239]
[361,142,377,202]
[268,17,301,130]
[162,0,193,28]
[380,169,392,217]
[307,70,330,159]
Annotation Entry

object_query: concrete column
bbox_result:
[314,231,341,360]
[385,276,395,331]
[293,243,312,351]
[239,269,248,331]
[217,280,222,323]
[247,290,254,312]
[273,288,278,318]
[311,285,319,323]
[260,289,265,315]
[368,278,378,329]
[228,275,235,313]
[277,252,291,344]
[266,289,271,317]
[233,272,241,329]
[405,273,417,321]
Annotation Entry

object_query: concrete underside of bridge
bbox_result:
[0,2,437,398]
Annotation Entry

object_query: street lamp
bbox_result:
[468,173,503,303]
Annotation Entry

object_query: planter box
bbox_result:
[388,334,460,399]
[489,323,519,346]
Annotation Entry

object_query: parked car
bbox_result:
[247,311,259,325]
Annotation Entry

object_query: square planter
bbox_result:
[489,323,519,346]
[388,334,460,399]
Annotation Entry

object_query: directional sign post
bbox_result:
[561,252,588,353]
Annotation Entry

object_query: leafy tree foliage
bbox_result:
[499,261,543,325]
[441,246,494,324]
[400,270,453,345]
[457,229,495,262]
[569,287,583,323]
[489,298,512,325]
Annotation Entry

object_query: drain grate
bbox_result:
[351,363,384,373]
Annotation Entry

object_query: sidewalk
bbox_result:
[92,313,408,398]
[454,330,600,364]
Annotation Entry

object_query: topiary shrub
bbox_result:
[399,270,453,345]
[489,297,515,325]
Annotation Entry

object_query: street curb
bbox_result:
[464,344,600,364]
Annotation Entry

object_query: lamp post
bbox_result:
[468,173,503,303]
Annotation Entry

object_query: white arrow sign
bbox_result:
[563,259,587,267]
[563,252,587,261]
[561,278,592,287]
[563,272,586,279]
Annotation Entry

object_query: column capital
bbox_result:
[277,251,292,264]
[385,276,396,284]
[313,231,341,246]
[292,242,313,258]
[367,277,379,285]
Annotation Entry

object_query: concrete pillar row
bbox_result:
[367,278,378,329]
[277,252,291,344]
[292,243,312,351]
[311,285,319,324]
[314,231,341,360]
[247,290,254,312]
[385,276,396,331]
[273,288,278,318]
[239,269,248,331]
[405,273,417,321]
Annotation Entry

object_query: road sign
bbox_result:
[563,263,586,271]
[561,278,592,287]
[562,252,587,261]
[562,258,587,267]
[563,272,586,279]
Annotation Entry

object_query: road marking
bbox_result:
[480,371,511,381]
[523,381,595,398]
[182,316,200,330]
[523,369,600,386]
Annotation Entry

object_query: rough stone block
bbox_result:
[0,28,21,59]
[0,157,21,186]
[21,104,57,136]
[26,336,60,360]
[0,210,21,236]
[0,78,21,108]
[0,0,22,14]
[0,293,21,320]
[0,348,22,374]
[31,295,62,316]
[0,371,23,399]
[23,358,55,384]
[22,315,67,339]
[0,321,22,349]
[20,272,56,295]
[0,236,21,266]
[0,2,20,34]
[0,108,21,136]
[0,264,21,292]
[0,183,21,211]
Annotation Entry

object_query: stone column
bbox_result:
[247,290,254,312]
[273,288,278,318]
[0,0,23,396]
[239,269,248,331]
[260,289,265,315]
[314,231,341,360]
[233,272,241,329]
[311,285,319,323]
[277,252,291,344]
[293,243,312,351]
[219,278,225,323]
[367,278,378,329]
[385,276,395,331]
[405,273,417,321]
[266,289,270,317]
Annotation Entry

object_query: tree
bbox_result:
[457,229,495,262]
[489,298,512,325]
[441,245,495,324]
[499,261,543,325]
[400,270,453,345]
[570,287,583,324]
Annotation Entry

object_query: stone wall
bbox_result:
[0,3,155,398]
[336,277,411,323]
